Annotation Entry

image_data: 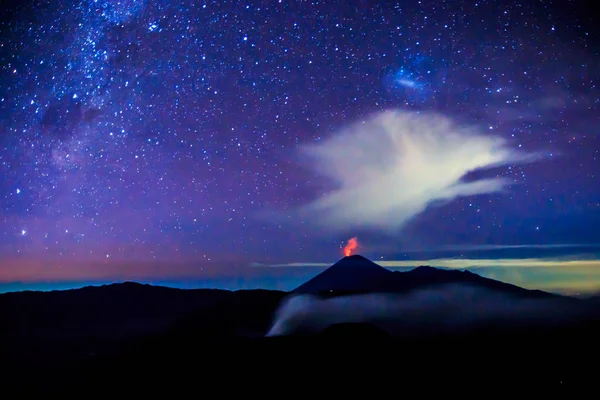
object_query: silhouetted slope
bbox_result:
[293,255,394,293]
[165,289,287,339]
[0,282,286,368]
[397,266,557,298]
[293,255,560,299]
[0,282,230,328]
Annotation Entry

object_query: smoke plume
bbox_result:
[297,110,535,233]
[266,284,583,337]
[343,237,358,257]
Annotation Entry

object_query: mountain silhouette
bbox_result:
[293,254,557,299]
[293,254,393,293]
[0,265,596,393]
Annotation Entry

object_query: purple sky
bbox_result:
[0,0,598,294]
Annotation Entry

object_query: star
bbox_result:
[0,0,597,292]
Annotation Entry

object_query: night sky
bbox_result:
[0,0,598,295]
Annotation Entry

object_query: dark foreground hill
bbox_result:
[0,283,287,368]
[10,319,598,394]
[1,258,599,393]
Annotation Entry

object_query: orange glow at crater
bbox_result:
[343,237,359,257]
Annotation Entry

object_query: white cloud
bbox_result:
[296,110,535,233]
[266,285,580,337]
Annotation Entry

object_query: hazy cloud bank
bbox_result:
[267,284,583,337]
[252,256,600,269]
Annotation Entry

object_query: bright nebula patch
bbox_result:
[382,53,447,105]
[383,68,429,105]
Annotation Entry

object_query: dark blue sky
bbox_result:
[0,0,598,293]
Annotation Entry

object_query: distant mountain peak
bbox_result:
[327,254,392,275]
[293,254,392,294]
[341,254,371,262]
[410,265,437,272]
[407,265,447,275]
[330,254,387,268]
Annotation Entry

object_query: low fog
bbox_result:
[267,284,586,337]
[297,110,536,233]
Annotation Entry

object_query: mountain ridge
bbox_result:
[293,254,562,299]
[1,255,594,394]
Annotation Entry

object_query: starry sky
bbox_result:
[0,0,599,295]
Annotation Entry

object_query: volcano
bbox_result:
[293,254,559,299]
[293,255,394,294]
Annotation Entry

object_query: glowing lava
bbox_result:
[343,237,359,257]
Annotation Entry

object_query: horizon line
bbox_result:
[251,255,600,269]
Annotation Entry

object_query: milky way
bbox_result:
[0,0,598,283]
